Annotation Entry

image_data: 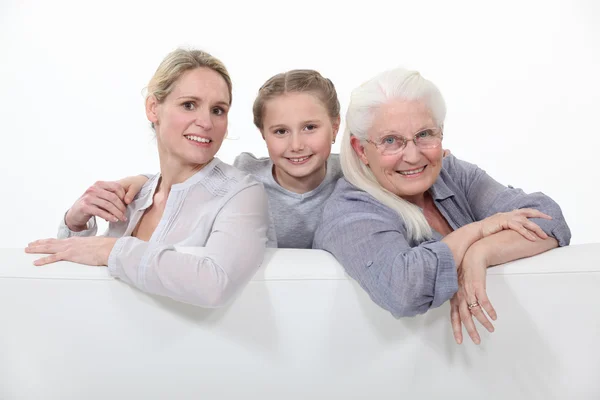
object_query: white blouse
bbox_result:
[58,158,273,307]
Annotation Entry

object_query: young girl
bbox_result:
[25,48,272,307]
[233,70,342,248]
[117,69,345,248]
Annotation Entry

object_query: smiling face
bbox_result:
[261,92,339,191]
[351,99,443,204]
[146,67,230,170]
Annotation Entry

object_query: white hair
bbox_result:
[340,67,447,243]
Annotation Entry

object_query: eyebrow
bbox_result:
[378,126,435,137]
[176,95,230,107]
[267,119,322,131]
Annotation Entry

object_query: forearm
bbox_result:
[466,229,558,267]
[441,222,483,267]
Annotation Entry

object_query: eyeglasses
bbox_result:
[365,127,443,155]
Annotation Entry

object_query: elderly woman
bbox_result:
[313,68,571,345]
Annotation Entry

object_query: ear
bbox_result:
[331,116,341,143]
[145,95,159,126]
[350,135,369,165]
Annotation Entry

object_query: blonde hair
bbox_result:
[146,48,232,128]
[252,69,340,130]
[340,67,446,243]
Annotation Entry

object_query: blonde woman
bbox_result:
[26,49,272,308]
[313,67,571,344]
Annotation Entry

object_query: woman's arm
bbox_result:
[447,155,571,246]
[314,191,467,318]
[107,183,270,307]
[466,230,558,267]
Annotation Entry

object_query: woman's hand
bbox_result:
[65,181,129,231]
[479,208,552,242]
[450,249,496,345]
[25,237,118,266]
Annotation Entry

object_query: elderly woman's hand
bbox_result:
[450,248,495,345]
[25,236,118,266]
[479,208,552,242]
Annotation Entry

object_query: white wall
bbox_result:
[1,0,599,246]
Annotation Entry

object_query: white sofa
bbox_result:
[1,244,599,399]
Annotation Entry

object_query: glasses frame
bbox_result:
[365,127,444,155]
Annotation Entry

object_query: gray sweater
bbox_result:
[234,152,343,248]
[313,154,571,318]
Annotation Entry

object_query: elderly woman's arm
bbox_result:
[449,155,571,247]
[444,155,570,344]
[313,189,494,318]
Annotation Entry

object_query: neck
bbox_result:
[273,163,327,194]
[402,191,428,209]
[157,150,211,194]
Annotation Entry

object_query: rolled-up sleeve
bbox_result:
[57,214,98,239]
[107,184,270,308]
[314,199,458,318]
[449,156,571,246]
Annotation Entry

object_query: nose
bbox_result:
[194,108,213,131]
[290,132,304,151]
[401,140,421,163]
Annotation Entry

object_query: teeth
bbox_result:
[185,135,211,143]
[398,166,425,175]
[289,156,310,163]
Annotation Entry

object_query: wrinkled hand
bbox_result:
[25,237,118,266]
[450,251,496,345]
[479,208,552,242]
[65,181,129,231]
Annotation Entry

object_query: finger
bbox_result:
[95,181,127,201]
[522,220,549,239]
[25,243,61,254]
[85,198,126,222]
[90,190,127,218]
[124,186,138,205]
[451,302,463,344]
[27,238,56,247]
[34,252,66,266]
[508,221,537,241]
[458,300,481,345]
[517,208,552,220]
[83,205,121,223]
[464,284,493,331]
[469,301,495,333]
[476,288,497,321]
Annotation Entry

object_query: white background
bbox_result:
[1,0,598,247]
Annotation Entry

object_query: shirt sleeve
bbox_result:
[106,183,270,308]
[314,197,458,318]
[57,214,98,239]
[447,155,571,246]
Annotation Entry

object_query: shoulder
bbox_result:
[322,178,397,219]
[202,158,265,199]
[441,153,483,178]
[326,153,344,180]
[233,152,272,176]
